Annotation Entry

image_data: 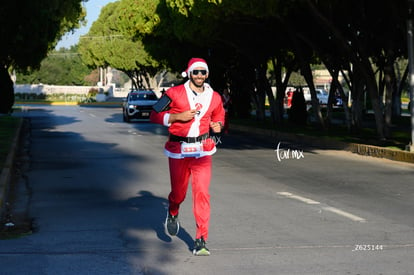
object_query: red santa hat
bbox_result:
[181,57,209,78]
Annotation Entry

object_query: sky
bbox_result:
[55,0,118,49]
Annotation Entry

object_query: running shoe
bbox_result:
[193,237,210,256]
[165,212,179,236]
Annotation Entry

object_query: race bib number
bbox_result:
[181,142,203,157]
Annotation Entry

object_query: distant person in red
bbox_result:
[287,89,293,108]
[150,57,225,256]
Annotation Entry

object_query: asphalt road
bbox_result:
[1,105,414,275]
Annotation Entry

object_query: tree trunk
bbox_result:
[230,64,253,119]
[272,57,293,125]
[254,67,266,122]
[0,66,15,114]
[301,62,325,128]
[350,67,365,132]
[394,63,408,117]
[305,0,385,139]
[384,59,396,138]
[327,66,352,131]
[360,57,386,139]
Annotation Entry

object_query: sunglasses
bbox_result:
[191,69,207,76]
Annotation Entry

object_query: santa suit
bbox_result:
[150,80,225,241]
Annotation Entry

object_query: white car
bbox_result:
[122,90,158,122]
[315,89,329,105]
[303,88,329,105]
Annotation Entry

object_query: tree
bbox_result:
[0,0,86,70]
[303,0,409,138]
[16,46,93,85]
[0,0,86,113]
[78,0,165,90]
[77,0,411,141]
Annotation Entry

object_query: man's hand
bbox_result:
[169,109,197,123]
[210,121,222,133]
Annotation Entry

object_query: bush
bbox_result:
[88,88,99,98]
[15,93,90,102]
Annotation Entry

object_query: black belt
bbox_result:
[169,133,209,143]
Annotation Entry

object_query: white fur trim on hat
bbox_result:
[181,58,209,78]
[188,61,209,73]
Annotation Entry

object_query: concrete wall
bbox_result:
[15,84,95,95]
[13,84,171,99]
[14,84,122,97]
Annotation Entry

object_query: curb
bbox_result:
[230,124,414,164]
[0,118,23,217]
[345,143,414,163]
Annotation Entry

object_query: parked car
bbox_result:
[122,90,158,122]
[315,89,329,105]
[303,88,329,105]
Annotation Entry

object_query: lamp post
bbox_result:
[407,0,414,152]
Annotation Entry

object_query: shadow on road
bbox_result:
[123,190,194,252]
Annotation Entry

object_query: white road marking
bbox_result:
[277,192,320,205]
[323,206,366,222]
[277,191,366,222]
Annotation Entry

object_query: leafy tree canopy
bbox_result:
[15,46,93,86]
[0,0,86,71]
[79,0,412,138]
[79,0,165,89]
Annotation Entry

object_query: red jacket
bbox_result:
[150,81,225,158]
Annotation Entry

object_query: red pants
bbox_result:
[168,156,212,240]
